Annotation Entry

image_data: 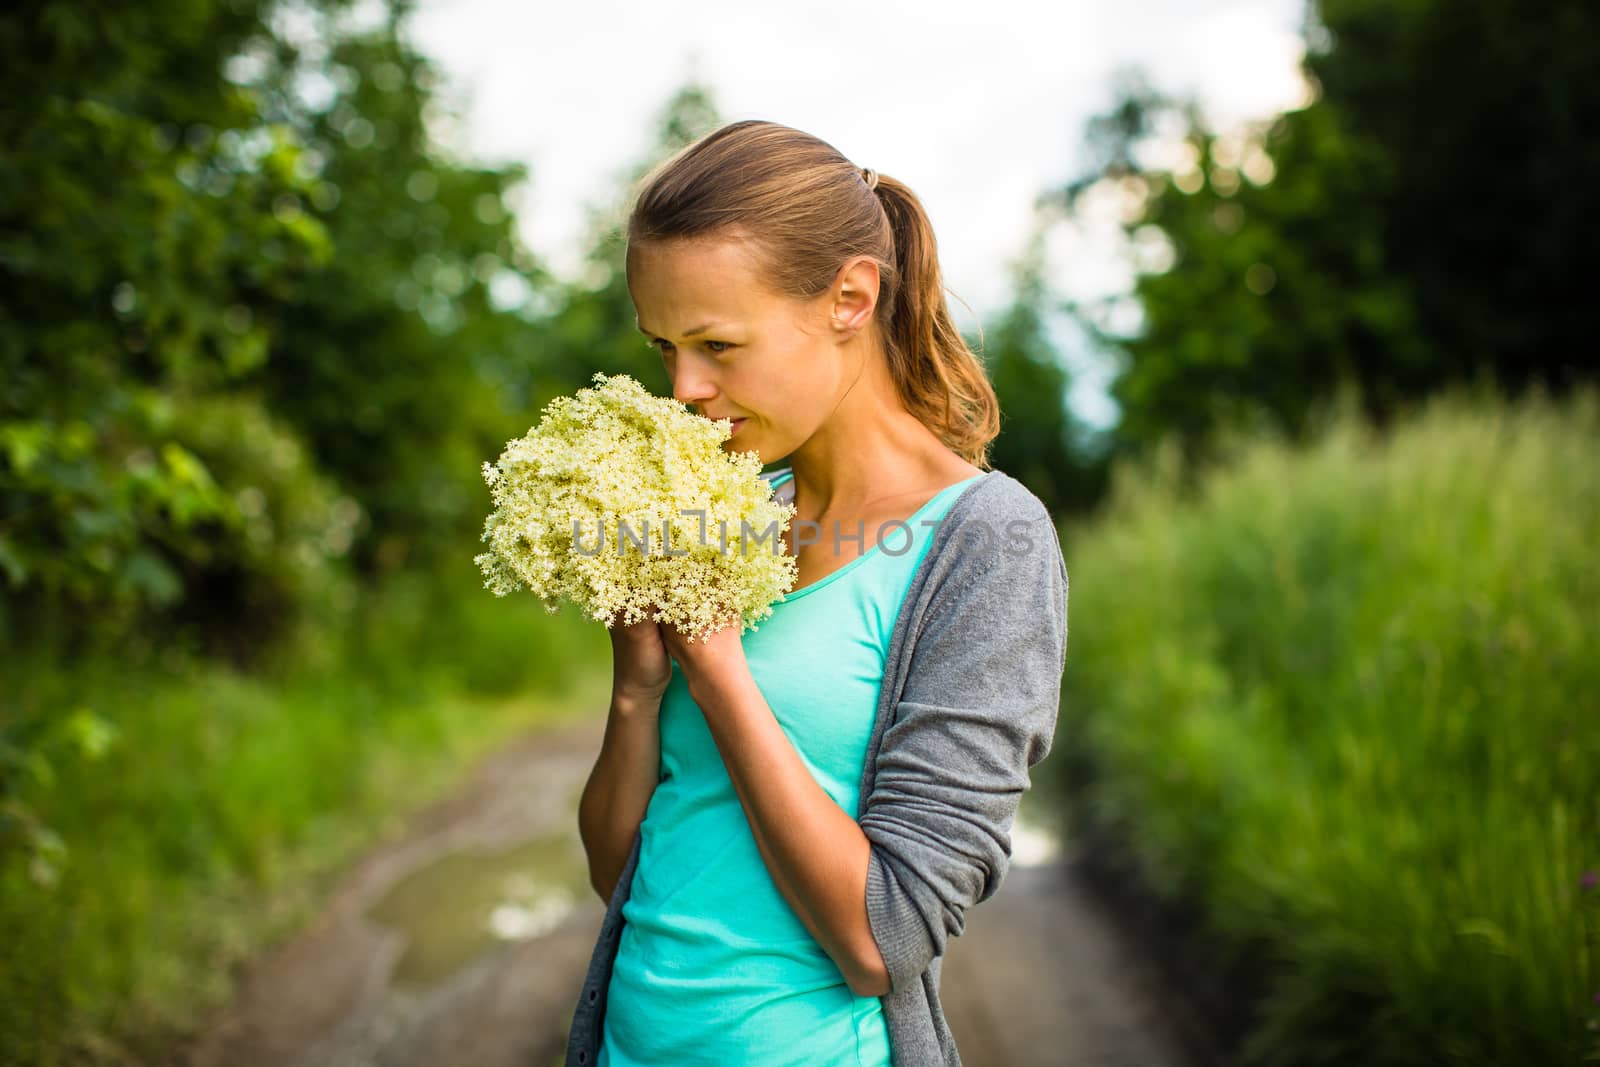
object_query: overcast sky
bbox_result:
[407,0,1312,429]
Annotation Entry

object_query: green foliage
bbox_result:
[1308,0,1597,395]
[235,16,556,574]
[0,569,607,1066]
[0,0,565,888]
[1051,0,1599,470]
[0,0,334,646]
[0,0,552,646]
[0,15,607,1054]
[974,230,1109,514]
[1055,385,1600,1064]
[150,391,359,660]
[4,386,355,660]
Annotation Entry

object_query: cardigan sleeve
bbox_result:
[858,490,1069,995]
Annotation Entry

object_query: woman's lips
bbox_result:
[728,418,747,435]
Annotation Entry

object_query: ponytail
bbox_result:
[870,173,1000,469]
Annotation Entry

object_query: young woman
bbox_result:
[569,120,1069,1067]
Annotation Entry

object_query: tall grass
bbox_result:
[0,554,611,1066]
[1054,383,1600,1066]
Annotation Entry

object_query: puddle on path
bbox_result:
[365,831,591,989]
[364,793,1063,992]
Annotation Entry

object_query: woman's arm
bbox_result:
[578,687,663,903]
[859,493,1068,994]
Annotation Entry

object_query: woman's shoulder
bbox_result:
[756,464,1055,551]
[923,468,1066,594]
[939,469,1057,545]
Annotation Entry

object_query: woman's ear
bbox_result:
[830,255,881,338]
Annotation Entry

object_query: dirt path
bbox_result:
[940,838,1191,1066]
[169,713,1191,1067]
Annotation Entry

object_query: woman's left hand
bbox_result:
[659,617,748,701]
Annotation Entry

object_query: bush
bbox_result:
[0,572,607,1066]
[1055,382,1600,1065]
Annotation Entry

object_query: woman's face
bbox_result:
[627,235,857,464]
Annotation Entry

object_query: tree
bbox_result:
[0,0,552,655]
[1047,0,1599,469]
[975,224,1108,516]
[238,5,554,577]
[0,0,342,652]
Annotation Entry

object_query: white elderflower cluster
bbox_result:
[475,372,799,642]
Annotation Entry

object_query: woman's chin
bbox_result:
[722,424,757,450]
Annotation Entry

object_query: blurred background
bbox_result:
[1,0,1596,1065]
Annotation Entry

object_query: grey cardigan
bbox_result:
[564,467,1069,1067]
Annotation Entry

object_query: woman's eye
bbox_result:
[648,338,728,355]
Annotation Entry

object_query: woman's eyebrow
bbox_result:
[635,321,727,339]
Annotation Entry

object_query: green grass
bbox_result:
[0,558,611,1066]
[1053,383,1600,1066]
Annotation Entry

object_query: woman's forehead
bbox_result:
[630,233,759,279]
[628,237,782,325]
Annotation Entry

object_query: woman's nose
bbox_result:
[669,355,717,409]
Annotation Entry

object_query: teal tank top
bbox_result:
[597,471,985,1067]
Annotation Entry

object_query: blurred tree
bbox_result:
[0,0,551,655]
[1048,0,1598,468]
[0,0,562,911]
[0,0,338,653]
[239,4,556,576]
[1310,0,1596,399]
[974,225,1109,515]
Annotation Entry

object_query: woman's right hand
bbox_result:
[608,613,672,710]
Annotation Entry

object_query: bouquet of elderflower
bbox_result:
[475,372,799,642]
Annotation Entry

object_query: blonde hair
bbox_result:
[626,120,1000,469]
